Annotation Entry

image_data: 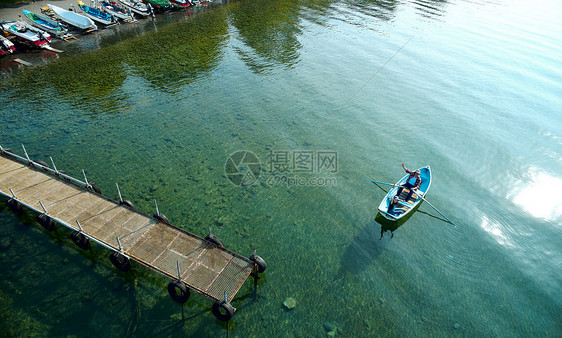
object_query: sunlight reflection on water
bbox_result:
[480,215,514,248]
[509,167,562,222]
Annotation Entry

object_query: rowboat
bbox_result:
[143,0,173,10]
[377,166,431,221]
[0,21,51,47]
[21,9,73,40]
[0,35,16,55]
[170,0,192,8]
[99,1,135,21]
[117,0,153,17]
[76,1,118,26]
[48,4,97,31]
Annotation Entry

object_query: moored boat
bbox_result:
[117,0,153,17]
[142,0,173,10]
[377,166,431,221]
[21,9,73,40]
[76,1,118,26]
[0,35,16,55]
[99,1,135,21]
[170,0,192,8]
[48,4,98,31]
[0,21,51,47]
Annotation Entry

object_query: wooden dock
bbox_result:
[0,147,265,321]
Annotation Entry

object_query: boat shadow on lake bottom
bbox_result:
[336,219,389,276]
[376,199,423,239]
[336,202,426,276]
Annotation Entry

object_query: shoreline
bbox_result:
[0,0,79,21]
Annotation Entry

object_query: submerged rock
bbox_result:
[283,297,296,310]
[324,321,341,335]
[0,237,12,249]
[324,321,335,332]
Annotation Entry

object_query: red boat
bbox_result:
[1,21,51,47]
[0,35,16,55]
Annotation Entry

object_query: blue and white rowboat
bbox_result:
[377,166,431,221]
[76,1,118,26]
[22,9,72,39]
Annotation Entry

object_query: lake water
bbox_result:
[0,0,561,336]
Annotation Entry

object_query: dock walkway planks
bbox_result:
[0,153,253,302]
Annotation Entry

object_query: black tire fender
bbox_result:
[205,234,224,248]
[34,160,49,170]
[154,213,169,223]
[6,198,24,215]
[167,280,190,303]
[212,299,235,322]
[119,200,134,209]
[36,214,55,231]
[71,231,91,250]
[109,252,131,272]
[249,254,267,273]
[89,182,102,195]
[57,170,70,181]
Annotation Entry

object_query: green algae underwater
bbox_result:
[1,0,561,336]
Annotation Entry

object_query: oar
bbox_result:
[359,178,400,188]
[415,192,456,226]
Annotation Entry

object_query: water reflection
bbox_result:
[337,0,399,22]
[509,166,562,222]
[479,214,514,247]
[121,11,228,89]
[229,0,304,74]
[409,0,447,20]
[1,0,455,106]
[4,8,229,113]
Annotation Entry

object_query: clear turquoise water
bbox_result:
[1,0,561,336]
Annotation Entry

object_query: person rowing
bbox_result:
[396,162,421,201]
[388,195,401,214]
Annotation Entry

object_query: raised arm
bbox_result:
[401,162,411,173]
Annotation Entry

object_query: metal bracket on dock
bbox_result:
[38,200,48,215]
[154,199,160,216]
[49,157,59,175]
[75,220,84,232]
[82,169,91,189]
[116,183,123,203]
[21,144,31,163]
[9,188,17,200]
[116,236,123,253]
[176,261,182,282]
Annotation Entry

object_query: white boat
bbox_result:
[22,9,73,40]
[47,4,98,31]
[0,35,16,55]
[117,0,153,17]
[99,1,135,21]
[0,20,51,47]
